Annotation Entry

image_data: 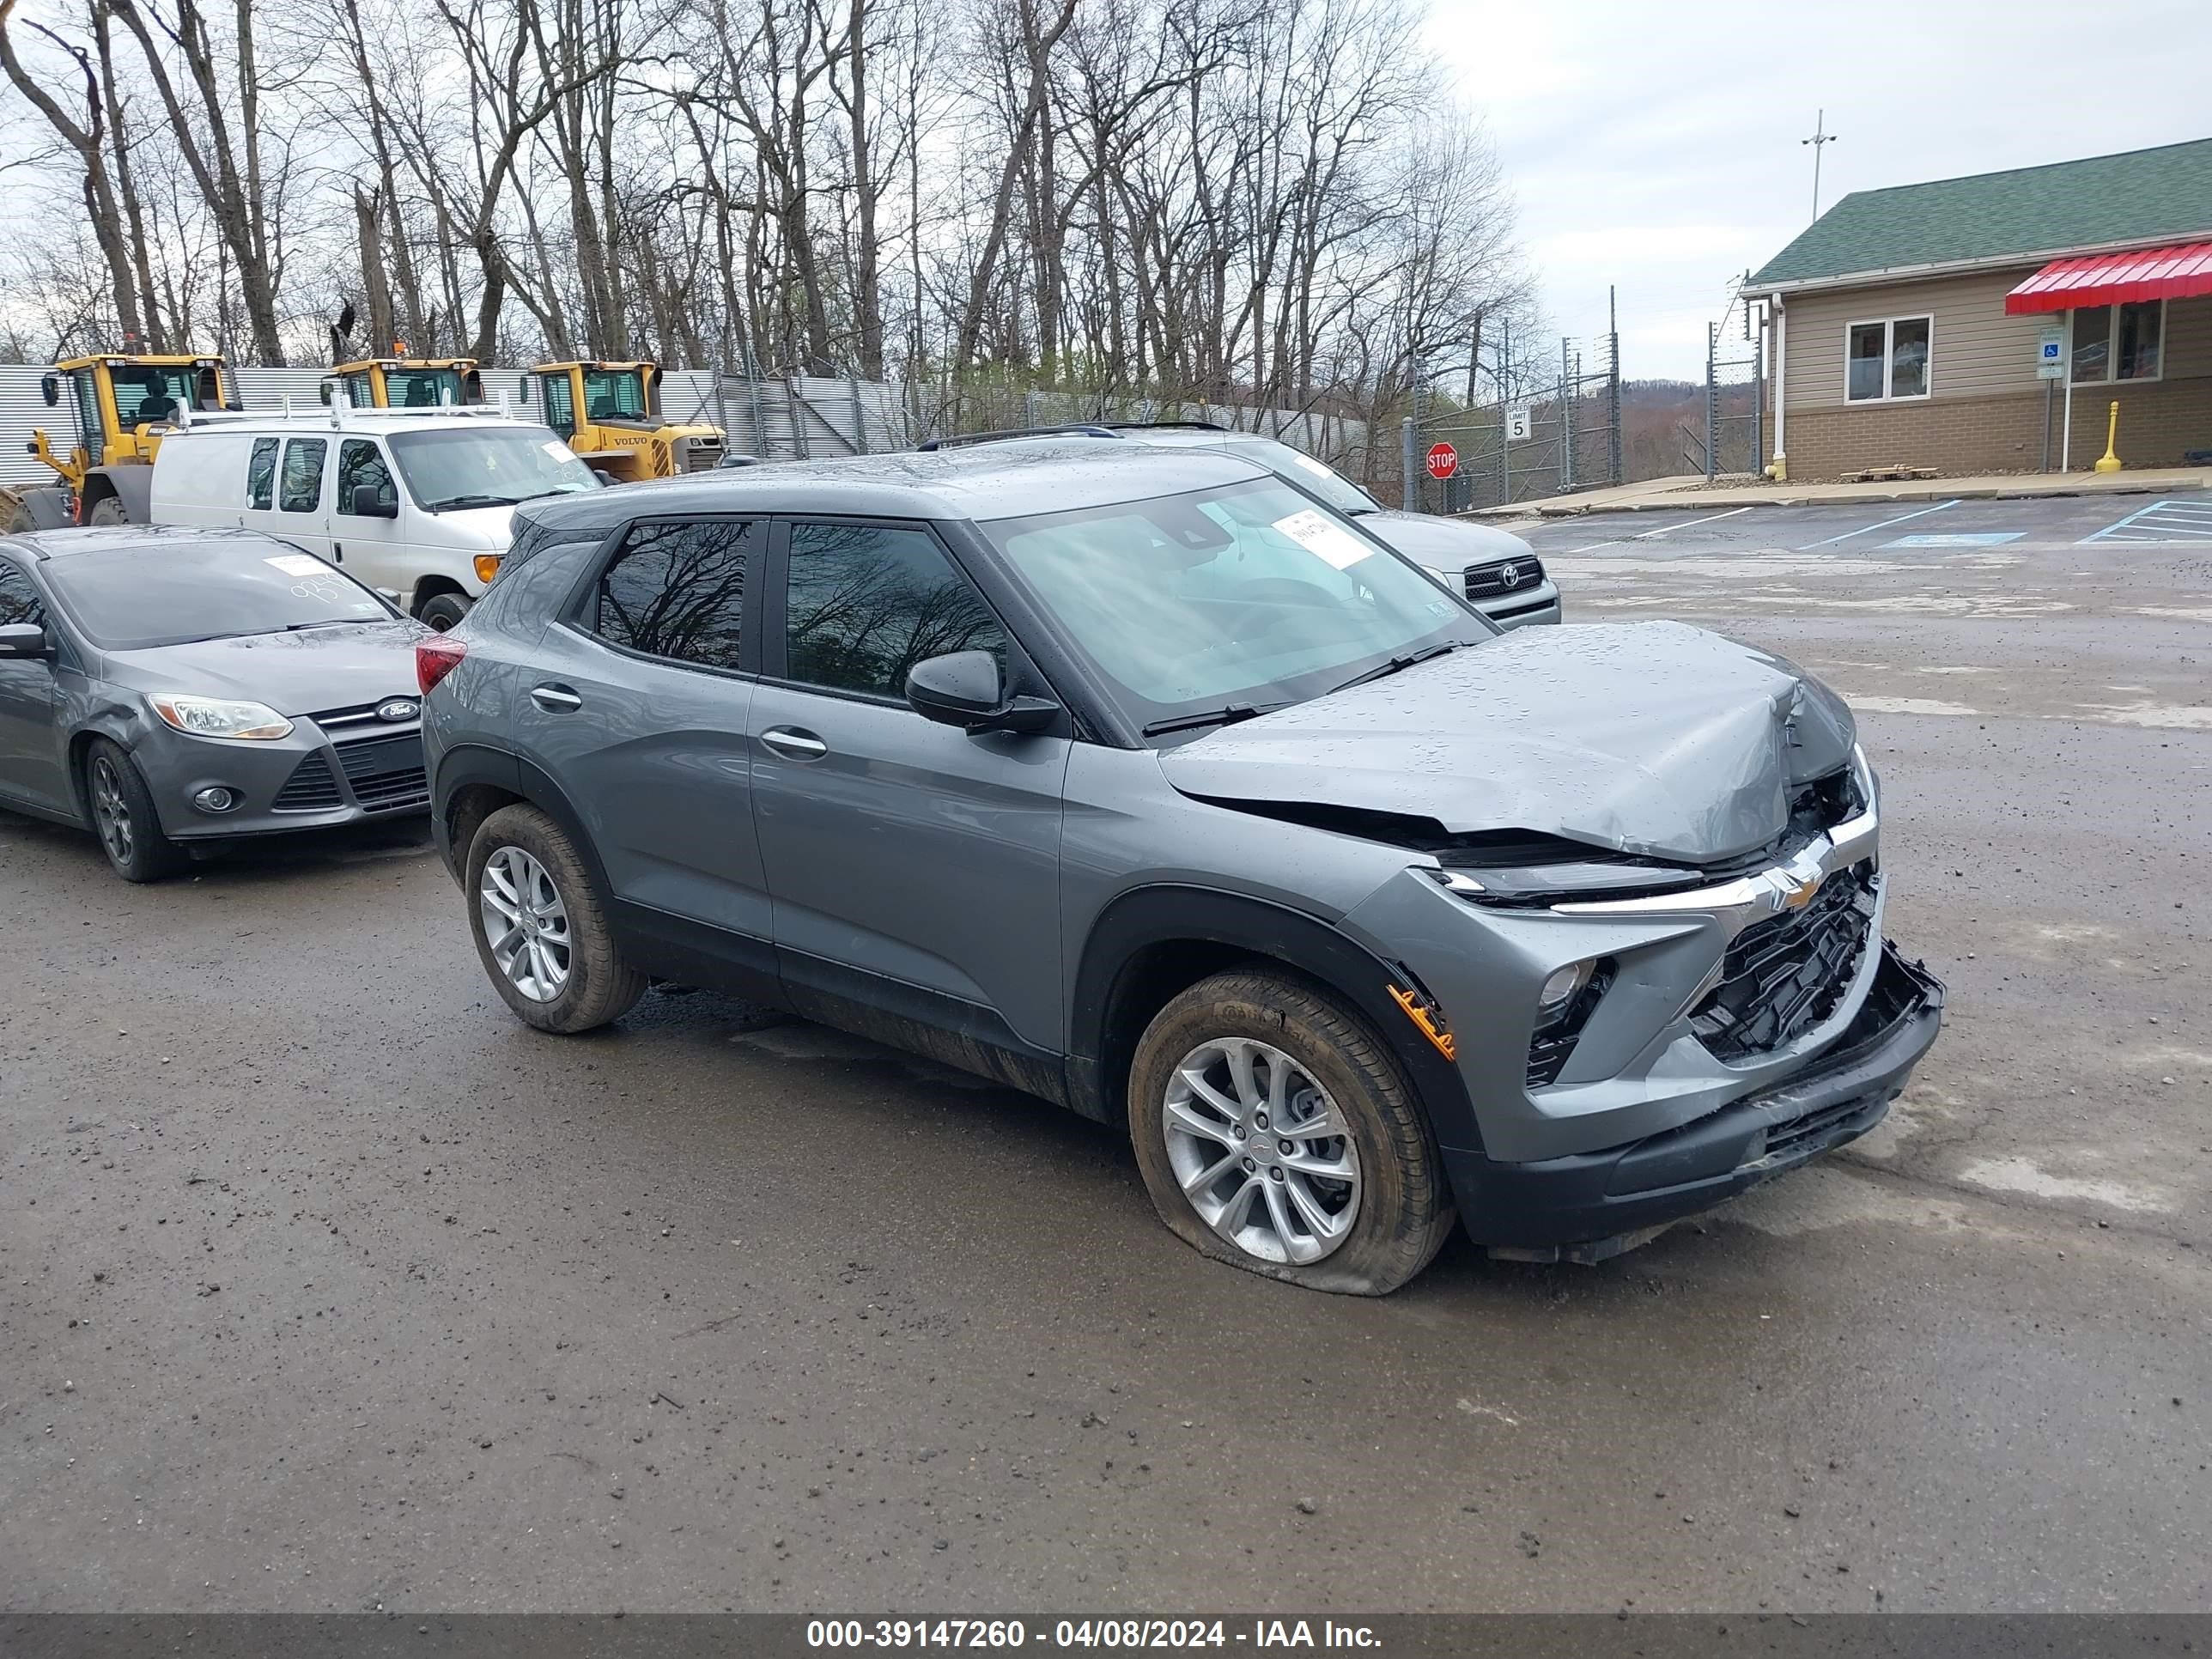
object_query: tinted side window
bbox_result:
[541,375,574,438]
[0,562,43,626]
[782,523,1006,700]
[336,439,394,515]
[592,520,753,672]
[280,439,326,513]
[246,438,279,510]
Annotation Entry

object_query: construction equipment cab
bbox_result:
[527,362,724,479]
[6,355,237,531]
[324,358,486,410]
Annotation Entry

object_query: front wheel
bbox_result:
[84,738,185,883]
[418,592,471,631]
[87,495,130,526]
[465,803,645,1033]
[1127,969,1455,1295]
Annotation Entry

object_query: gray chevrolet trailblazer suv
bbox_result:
[420,442,1942,1295]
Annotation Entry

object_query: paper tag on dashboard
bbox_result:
[1272,508,1373,570]
[264,555,325,576]
[543,440,574,461]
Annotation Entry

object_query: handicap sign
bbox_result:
[2038,328,2064,380]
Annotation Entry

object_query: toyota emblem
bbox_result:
[377,698,421,722]
[1498,562,1519,587]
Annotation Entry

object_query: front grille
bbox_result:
[308,696,420,732]
[335,732,428,811]
[680,437,726,473]
[1692,864,1876,1062]
[1462,555,1546,599]
[1761,1093,1878,1164]
[272,752,343,811]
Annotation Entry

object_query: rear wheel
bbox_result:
[418,592,471,631]
[84,738,185,883]
[465,803,645,1032]
[1127,969,1455,1295]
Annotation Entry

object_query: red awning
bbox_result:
[2005,242,2212,314]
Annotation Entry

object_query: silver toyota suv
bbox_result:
[420,443,1942,1295]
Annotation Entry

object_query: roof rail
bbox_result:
[915,423,1122,452]
[1096,420,1230,433]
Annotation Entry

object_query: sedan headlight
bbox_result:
[149,694,294,741]
[1419,564,1457,590]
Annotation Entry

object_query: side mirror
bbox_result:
[905,650,1059,735]
[40,374,59,408]
[351,483,398,519]
[0,622,50,659]
[591,467,618,487]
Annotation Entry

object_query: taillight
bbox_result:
[416,633,468,694]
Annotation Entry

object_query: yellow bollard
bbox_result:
[2094,400,2123,473]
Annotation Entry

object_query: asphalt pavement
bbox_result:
[4,490,2209,1613]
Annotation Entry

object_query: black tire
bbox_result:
[87,495,129,526]
[1127,969,1455,1296]
[465,803,645,1033]
[83,738,185,883]
[418,592,471,631]
[5,500,36,534]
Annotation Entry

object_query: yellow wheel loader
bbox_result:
[323,357,486,410]
[527,362,724,480]
[3,353,237,531]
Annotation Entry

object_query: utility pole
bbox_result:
[1802,109,1839,221]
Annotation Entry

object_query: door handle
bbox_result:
[530,684,583,712]
[331,544,343,562]
[759,726,828,760]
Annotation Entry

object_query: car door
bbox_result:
[0,557,70,815]
[750,518,1072,1058]
[327,435,406,587]
[505,514,775,981]
[273,436,333,559]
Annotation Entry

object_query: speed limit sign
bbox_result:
[1425,441,1458,481]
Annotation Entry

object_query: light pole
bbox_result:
[1802,109,1839,220]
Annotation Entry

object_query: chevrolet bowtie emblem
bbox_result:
[1778,872,1823,910]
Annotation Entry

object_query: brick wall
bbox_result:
[1786,376,2210,478]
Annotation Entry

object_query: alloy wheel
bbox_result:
[479,845,572,1002]
[1161,1036,1362,1265]
[90,756,134,865]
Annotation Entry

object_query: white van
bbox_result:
[149,407,604,628]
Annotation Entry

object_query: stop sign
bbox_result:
[1425,441,1458,480]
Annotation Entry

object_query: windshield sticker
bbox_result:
[542,440,574,461]
[264,554,326,577]
[1285,449,1339,480]
[1271,508,1373,570]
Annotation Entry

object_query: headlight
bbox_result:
[1419,564,1457,590]
[1535,960,1595,1025]
[149,694,294,741]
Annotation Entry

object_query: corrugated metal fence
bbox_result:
[0,365,1365,487]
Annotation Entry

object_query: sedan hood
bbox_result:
[1352,509,1534,568]
[1158,622,1856,866]
[105,621,427,717]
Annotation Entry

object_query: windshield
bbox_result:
[1233,438,1379,515]
[385,368,465,408]
[387,426,600,511]
[982,477,1484,733]
[112,368,202,428]
[44,539,394,651]
[581,368,647,422]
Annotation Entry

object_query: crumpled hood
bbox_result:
[104,621,427,717]
[1158,621,1857,865]
[1352,510,1535,568]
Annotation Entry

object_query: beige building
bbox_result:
[1750,139,2212,480]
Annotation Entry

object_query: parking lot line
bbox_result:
[2076,499,2212,544]
[1797,500,1959,550]
[1562,503,1753,554]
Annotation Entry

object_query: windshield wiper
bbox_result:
[284,619,356,631]
[424,493,520,511]
[1141,700,1291,738]
[1325,638,1474,696]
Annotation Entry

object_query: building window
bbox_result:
[1845,316,1931,402]
[2069,301,2162,385]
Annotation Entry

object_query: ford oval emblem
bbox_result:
[378,698,420,722]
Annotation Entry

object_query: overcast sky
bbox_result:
[1423,0,2212,381]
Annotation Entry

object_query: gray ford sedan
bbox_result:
[0,526,428,881]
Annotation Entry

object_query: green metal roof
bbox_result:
[1751,137,2212,289]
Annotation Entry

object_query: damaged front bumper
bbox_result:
[1443,944,1944,1261]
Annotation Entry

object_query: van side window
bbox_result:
[280,439,327,514]
[246,438,279,511]
[337,439,395,515]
